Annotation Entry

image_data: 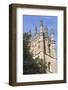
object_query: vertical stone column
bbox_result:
[50,32,56,58]
[45,26,49,55]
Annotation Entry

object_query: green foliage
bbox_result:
[35,58,47,73]
[23,33,47,74]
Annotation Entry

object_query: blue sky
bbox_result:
[23,15,57,49]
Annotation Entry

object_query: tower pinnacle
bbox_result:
[45,25,48,33]
[40,20,43,32]
[45,25,48,38]
[34,25,37,35]
[50,29,56,58]
[50,29,55,41]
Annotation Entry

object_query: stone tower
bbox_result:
[45,26,49,55]
[50,31,56,58]
[39,20,45,61]
[40,20,43,32]
[34,26,37,36]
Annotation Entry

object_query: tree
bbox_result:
[23,32,47,74]
[23,33,40,74]
[35,58,47,73]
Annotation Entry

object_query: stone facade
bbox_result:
[29,20,57,73]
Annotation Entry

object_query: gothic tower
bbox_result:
[39,20,45,65]
[40,20,43,32]
[34,26,37,36]
[40,20,44,53]
[39,20,44,53]
[50,31,56,58]
[45,26,49,55]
